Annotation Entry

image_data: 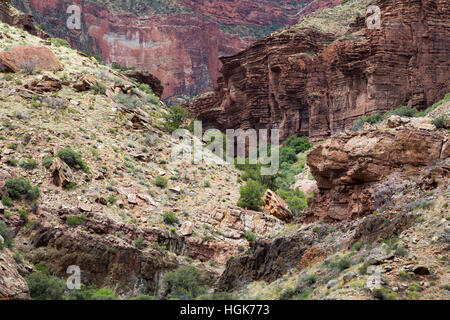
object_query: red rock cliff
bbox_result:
[11,0,340,99]
[186,0,450,141]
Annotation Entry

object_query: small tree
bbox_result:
[165,266,206,300]
[163,105,189,133]
[237,180,264,211]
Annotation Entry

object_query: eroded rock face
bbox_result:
[306,129,449,221]
[12,0,339,99]
[0,0,47,39]
[0,249,31,300]
[0,45,63,73]
[125,70,164,98]
[186,0,450,141]
[262,189,293,223]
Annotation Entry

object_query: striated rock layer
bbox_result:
[186,0,450,141]
[12,0,339,99]
[306,127,449,222]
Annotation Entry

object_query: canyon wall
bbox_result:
[11,0,340,99]
[186,0,450,141]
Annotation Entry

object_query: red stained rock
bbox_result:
[186,0,450,141]
[0,45,63,73]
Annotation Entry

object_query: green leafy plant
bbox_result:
[163,211,179,225]
[154,176,168,188]
[237,180,264,211]
[163,105,189,133]
[164,266,206,300]
[56,147,89,172]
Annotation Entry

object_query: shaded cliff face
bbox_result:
[186,0,450,141]
[11,0,340,99]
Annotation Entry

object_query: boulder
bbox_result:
[125,70,164,98]
[180,221,193,236]
[0,45,63,73]
[262,189,293,223]
[25,73,62,92]
[49,158,74,188]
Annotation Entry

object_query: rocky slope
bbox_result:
[186,0,450,141]
[0,21,287,299]
[218,102,449,299]
[10,0,340,100]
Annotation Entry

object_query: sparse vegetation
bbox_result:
[163,105,189,133]
[237,180,264,211]
[164,266,206,300]
[56,147,89,172]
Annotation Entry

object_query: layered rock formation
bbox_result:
[0,0,47,39]
[186,0,450,141]
[306,127,449,221]
[12,0,339,99]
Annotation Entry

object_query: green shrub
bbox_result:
[385,105,418,118]
[20,158,38,170]
[196,292,234,300]
[279,147,298,165]
[431,116,445,129]
[129,295,155,300]
[163,105,189,133]
[277,188,308,216]
[0,220,13,249]
[57,147,89,172]
[91,288,118,300]
[111,62,135,72]
[164,266,206,300]
[66,215,86,227]
[245,230,256,242]
[163,211,179,225]
[352,113,383,131]
[42,156,54,169]
[358,263,369,275]
[6,177,39,200]
[203,180,211,188]
[134,236,145,249]
[107,195,116,205]
[13,252,24,264]
[1,195,13,207]
[283,135,313,154]
[154,176,168,188]
[237,180,264,211]
[6,158,18,167]
[352,241,363,251]
[337,256,351,271]
[51,38,70,48]
[26,272,66,300]
[91,82,106,95]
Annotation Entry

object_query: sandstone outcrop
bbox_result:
[262,189,293,223]
[12,0,339,99]
[186,0,450,141]
[0,0,47,39]
[125,70,164,98]
[306,128,449,221]
[0,249,31,300]
[0,45,63,73]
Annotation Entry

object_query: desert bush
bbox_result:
[431,116,445,129]
[352,113,383,131]
[91,82,106,95]
[163,105,189,133]
[42,156,54,169]
[283,135,313,154]
[277,188,308,216]
[26,272,66,300]
[57,147,89,172]
[154,176,168,188]
[66,215,86,227]
[116,93,142,110]
[111,62,135,72]
[20,158,38,170]
[1,195,13,207]
[51,38,71,48]
[6,177,40,200]
[134,236,145,249]
[384,105,418,118]
[164,266,206,300]
[245,230,256,242]
[0,220,13,249]
[163,211,179,225]
[237,180,264,211]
